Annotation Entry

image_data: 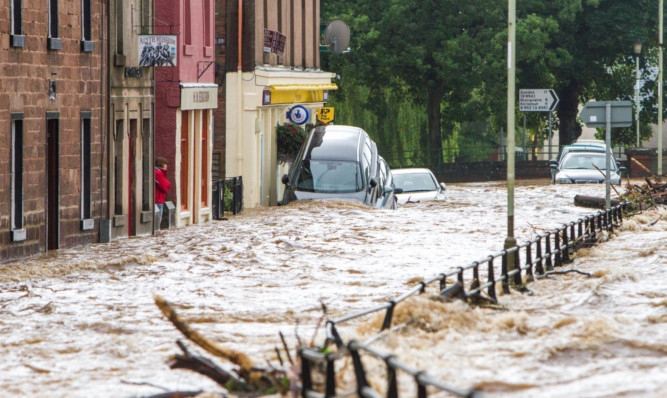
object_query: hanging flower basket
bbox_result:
[276,122,309,164]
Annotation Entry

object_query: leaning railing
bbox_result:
[212,176,244,219]
[300,203,627,398]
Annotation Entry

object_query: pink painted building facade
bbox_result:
[155,0,217,226]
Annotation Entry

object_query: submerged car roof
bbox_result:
[305,126,364,161]
[392,168,434,175]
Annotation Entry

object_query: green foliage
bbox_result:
[276,122,309,164]
[322,0,661,165]
[223,187,234,212]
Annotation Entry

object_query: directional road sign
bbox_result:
[579,101,633,128]
[519,89,559,112]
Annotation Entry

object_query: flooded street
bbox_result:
[1,181,665,397]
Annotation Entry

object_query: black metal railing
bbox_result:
[212,176,243,219]
[300,203,627,398]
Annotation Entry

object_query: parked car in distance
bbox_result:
[392,168,446,204]
[550,151,626,184]
[280,125,398,209]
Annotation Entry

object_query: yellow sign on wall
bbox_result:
[318,107,334,123]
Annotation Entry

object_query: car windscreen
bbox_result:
[294,160,363,193]
[561,153,616,171]
[393,173,438,192]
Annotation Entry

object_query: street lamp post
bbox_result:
[634,40,642,147]
[505,0,517,275]
[659,0,664,176]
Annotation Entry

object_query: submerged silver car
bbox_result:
[551,151,625,184]
[280,125,398,209]
[392,168,446,204]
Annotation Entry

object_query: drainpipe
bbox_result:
[100,0,106,223]
[236,0,243,175]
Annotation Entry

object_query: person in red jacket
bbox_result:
[155,157,171,219]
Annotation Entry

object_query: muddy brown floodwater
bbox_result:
[0,181,665,397]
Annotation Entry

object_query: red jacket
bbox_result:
[155,167,170,204]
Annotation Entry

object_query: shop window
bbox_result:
[48,0,61,50]
[81,0,94,52]
[201,111,209,207]
[10,0,25,47]
[181,111,189,210]
[114,120,124,215]
[81,113,93,227]
[142,118,151,211]
[11,114,25,241]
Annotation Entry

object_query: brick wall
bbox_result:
[1,0,104,262]
[213,0,227,180]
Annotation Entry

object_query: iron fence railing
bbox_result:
[300,203,627,398]
[212,176,243,219]
[382,145,626,169]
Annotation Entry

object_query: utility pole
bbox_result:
[659,0,664,176]
[505,0,517,271]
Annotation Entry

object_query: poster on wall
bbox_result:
[263,30,286,56]
[138,35,177,66]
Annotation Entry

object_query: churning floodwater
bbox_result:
[0,181,665,397]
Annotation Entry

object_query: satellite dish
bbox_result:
[324,19,350,54]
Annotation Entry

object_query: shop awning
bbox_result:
[265,83,338,105]
[269,83,338,91]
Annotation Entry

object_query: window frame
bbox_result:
[48,0,62,50]
[10,114,26,241]
[10,0,25,47]
[81,0,94,52]
[80,112,94,230]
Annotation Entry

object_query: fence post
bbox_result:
[385,355,398,398]
[325,353,336,398]
[487,256,497,302]
[349,341,370,396]
[554,230,562,267]
[381,300,396,331]
[513,247,522,285]
[501,251,510,294]
[439,273,447,293]
[562,226,570,264]
[535,237,544,275]
[415,371,428,398]
[300,349,312,398]
[545,232,553,271]
[471,262,481,299]
[590,215,596,240]
[525,242,534,280]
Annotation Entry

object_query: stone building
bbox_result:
[102,0,157,240]
[218,0,337,208]
[1,0,105,260]
[155,0,217,227]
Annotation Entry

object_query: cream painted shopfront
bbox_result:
[175,83,217,226]
[225,68,337,208]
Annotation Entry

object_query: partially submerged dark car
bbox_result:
[280,125,399,209]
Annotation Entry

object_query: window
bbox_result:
[11,114,25,241]
[81,113,93,228]
[180,111,189,210]
[203,0,211,47]
[114,120,124,215]
[48,0,61,50]
[184,0,192,46]
[81,0,94,52]
[141,118,151,212]
[201,111,208,207]
[10,0,25,47]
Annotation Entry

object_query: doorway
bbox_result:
[46,114,60,250]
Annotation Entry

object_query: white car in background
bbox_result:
[392,168,446,205]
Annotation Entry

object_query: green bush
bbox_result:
[276,122,308,164]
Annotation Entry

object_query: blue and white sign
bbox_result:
[286,105,310,125]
